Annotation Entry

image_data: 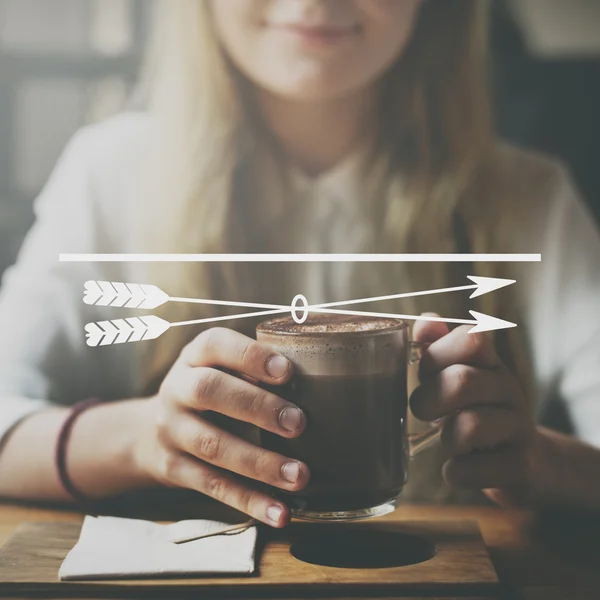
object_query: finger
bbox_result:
[442,447,528,491]
[170,366,306,437]
[441,406,530,457]
[159,451,290,527]
[413,313,450,344]
[181,328,293,385]
[410,365,511,421]
[170,412,310,492]
[419,325,500,377]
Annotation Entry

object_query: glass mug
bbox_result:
[256,315,441,522]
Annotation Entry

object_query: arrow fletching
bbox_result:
[85,316,171,347]
[83,281,170,309]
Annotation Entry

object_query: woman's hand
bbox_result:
[410,317,544,506]
[131,327,310,527]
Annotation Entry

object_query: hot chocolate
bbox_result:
[257,315,409,516]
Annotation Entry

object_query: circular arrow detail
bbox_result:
[291,294,309,324]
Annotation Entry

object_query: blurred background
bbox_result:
[0,0,599,277]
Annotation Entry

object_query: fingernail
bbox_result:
[266,355,291,379]
[280,407,305,433]
[282,461,300,484]
[266,504,284,526]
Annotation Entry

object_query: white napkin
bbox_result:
[59,516,258,581]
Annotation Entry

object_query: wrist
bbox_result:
[126,396,163,488]
[526,427,566,508]
[67,398,156,499]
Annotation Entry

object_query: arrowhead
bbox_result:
[468,311,517,334]
[467,276,516,299]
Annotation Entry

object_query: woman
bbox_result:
[1,0,600,528]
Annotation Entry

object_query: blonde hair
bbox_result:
[132,0,531,396]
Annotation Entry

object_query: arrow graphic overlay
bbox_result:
[82,276,518,347]
[84,308,516,347]
[83,276,515,311]
[305,308,516,334]
[84,281,169,309]
[306,276,515,309]
[85,316,171,347]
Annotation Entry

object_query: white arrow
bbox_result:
[306,276,515,310]
[85,316,171,347]
[85,307,515,347]
[467,311,517,333]
[82,276,518,346]
[466,276,515,299]
[304,307,516,333]
[84,281,170,310]
[83,276,515,311]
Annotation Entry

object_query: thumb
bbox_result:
[412,312,450,344]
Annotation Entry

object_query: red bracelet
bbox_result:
[55,399,102,512]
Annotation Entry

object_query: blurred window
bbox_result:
[0,0,150,273]
[493,0,600,225]
[509,0,600,59]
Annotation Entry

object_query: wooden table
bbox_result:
[1,499,599,600]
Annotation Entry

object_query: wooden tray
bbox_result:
[0,519,498,597]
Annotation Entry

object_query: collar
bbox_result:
[247,145,373,241]
[287,150,368,217]
[288,149,365,195]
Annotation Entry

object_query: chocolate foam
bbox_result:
[257,315,405,336]
[256,315,408,377]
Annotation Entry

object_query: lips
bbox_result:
[268,22,360,45]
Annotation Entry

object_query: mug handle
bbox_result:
[407,341,443,458]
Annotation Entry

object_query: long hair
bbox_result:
[131,0,530,398]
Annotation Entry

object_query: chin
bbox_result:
[269,76,359,103]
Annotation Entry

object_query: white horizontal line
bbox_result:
[60,253,542,263]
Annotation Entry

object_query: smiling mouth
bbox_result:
[268,23,361,46]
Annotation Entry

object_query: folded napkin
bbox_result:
[59,516,258,581]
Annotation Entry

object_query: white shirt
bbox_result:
[1,113,600,497]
